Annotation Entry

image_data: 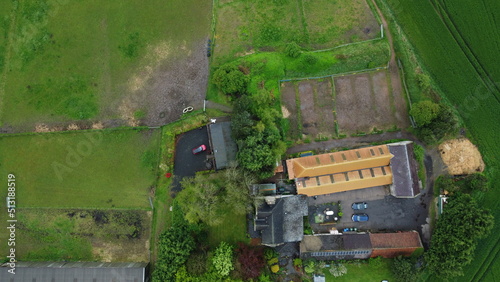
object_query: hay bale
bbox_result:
[438,138,484,175]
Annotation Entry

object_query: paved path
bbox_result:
[286,131,416,154]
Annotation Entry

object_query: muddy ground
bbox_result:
[281,79,336,139]
[335,70,407,134]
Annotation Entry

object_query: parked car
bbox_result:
[192,144,207,154]
[351,213,369,222]
[351,202,368,210]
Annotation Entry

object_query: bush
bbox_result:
[369,256,383,268]
[303,54,318,65]
[212,242,234,277]
[392,257,420,282]
[285,42,301,58]
[410,100,440,126]
[213,64,249,95]
[329,264,347,277]
[270,264,280,273]
[293,258,303,268]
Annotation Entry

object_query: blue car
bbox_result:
[351,213,369,222]
[351,202,368,210]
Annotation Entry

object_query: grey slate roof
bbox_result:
[209,122,237,170]
[256,195,308,246]
[388,141,420,198]
[0,262,148,282]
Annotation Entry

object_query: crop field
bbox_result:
[335,70,408,134]
[0,0,212,131]
[281,79,335,140]
[213,0,380,63]
[281,70,408,140]
[0,129,160,209]
[376,0,500,281]
[435,0,500,102]
[0,208,151,262]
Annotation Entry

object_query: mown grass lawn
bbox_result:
[322,259,394,282]
[207,205,249,248]
[0,128,160,209]
[0,0,211,128]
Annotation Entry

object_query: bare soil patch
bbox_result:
[335,70,406,134]
[282,79,335,139]
[438,138,485,175]
[281,82,301,140]
[119,39,209,127]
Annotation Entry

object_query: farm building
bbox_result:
[369,231,423,258]
[207,121,237,170]
[253,195,308,247]
[286,141,420,198]
[300,231,422,260]
[300,234,373,260]
[0,262,149,282]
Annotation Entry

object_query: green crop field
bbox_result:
[376,0,500,281]
[0,0,211,129]
[0,128,160,209]
[213,0,381,63]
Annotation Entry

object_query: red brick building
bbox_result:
[369,231,423,258]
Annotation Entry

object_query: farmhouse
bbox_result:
[286,141,420,198]
[253,195,308,247]
[300,231,422,260]
[0,262,149,282]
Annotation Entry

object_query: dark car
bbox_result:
[351,202,368,210]
[192,144,207,154]
[351,213,369,222]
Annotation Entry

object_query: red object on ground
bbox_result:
[165,173,172,178]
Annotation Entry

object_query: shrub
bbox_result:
[212,242,234,277]
[285,42,301,58]
[271,264,279,273]
[293,258,303,268]
[329,264,347,277]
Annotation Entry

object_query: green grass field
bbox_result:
[0,208,151,261]
[207,39,389,104]
[322,259,394,281]
[213,0,380,63]
[376,0,500,280]
[0,0,211,128]
[0,128,160,209]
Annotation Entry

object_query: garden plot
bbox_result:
[335,70,406,134]
[281,79,335,140]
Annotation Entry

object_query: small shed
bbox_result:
[208,121,238,170]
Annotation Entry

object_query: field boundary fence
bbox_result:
[280,66,388,82]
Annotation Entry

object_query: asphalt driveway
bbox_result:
[172,126,211,192]
[309,186,432,245]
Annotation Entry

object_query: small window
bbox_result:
[316,157,321,164]
[379,148,384,154]
[330,175,335,183]
[356,151,361,158]
[341,154,347,161]
[370,149,375,156]
[381,167,387,175]
[370,168,375,177]
[358,170,364,179]
[330,155,335,162]
[344,173,349,181]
